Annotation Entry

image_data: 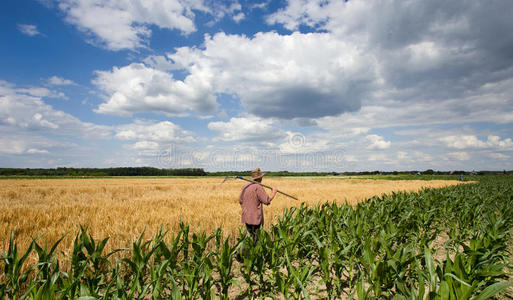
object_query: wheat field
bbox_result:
[0,177,463,264]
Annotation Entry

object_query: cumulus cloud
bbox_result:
[316,79,513,132]
[488,153,510,160]
[0,80,202,166]
[0,81,107,135]
[366,134,391,150]
[131,141,160,150]
[57,0,248,51]
[0,138,30,155]
[397,151,408,160]
[441,135,513,150]
[206,1,245,23]
[94,63,217,116]
[18,24,41,36]
[142,55,179,72]
[368,153,389,162]
[95,30,378,139]
[15,87,66,99]
[47,76,76,86]
[233,12,245,23]
[115,120,195,143]
[92,0,513,128]
[167,31,375,119]
[57,0,209,50]
[268,0,513,124]
[0,131,73,157]
[278,132,332,154]
[208,116,286,143]
[446,151,471,161]
[26,148,50,154]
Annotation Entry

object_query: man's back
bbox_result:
[239,183,271,225]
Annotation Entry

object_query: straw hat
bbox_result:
[251,168,265,180]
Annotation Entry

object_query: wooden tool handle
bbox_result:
[237,176,299,200]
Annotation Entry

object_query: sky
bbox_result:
[1,0,513,172]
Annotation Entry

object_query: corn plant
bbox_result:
[118,231,158,299]
[239,234,258,297]
[213,229,241,300]
[284,250,317,299]
[0,232,36,299]
[23,234,68,299]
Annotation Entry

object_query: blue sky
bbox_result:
[1,0,513,172]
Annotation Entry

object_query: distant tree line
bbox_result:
[342,169,512,176]
[207,170,340,177]
[0,168,510,177]
[0,167,207,177]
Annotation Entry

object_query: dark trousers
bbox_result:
[246,223,261,245]
[236,223,262,261]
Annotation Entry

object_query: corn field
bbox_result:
[1,176,513,299]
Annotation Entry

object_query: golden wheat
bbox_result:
[0,177,463,265]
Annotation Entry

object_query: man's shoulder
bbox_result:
[241,182,254,191]
[242,183,261,191]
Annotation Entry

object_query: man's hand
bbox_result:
[270,187,278,200]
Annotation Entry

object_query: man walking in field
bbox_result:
[238,168,277,249]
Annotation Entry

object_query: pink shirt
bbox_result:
[238,183,272,225]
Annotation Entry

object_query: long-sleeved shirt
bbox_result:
[238,183,272,225]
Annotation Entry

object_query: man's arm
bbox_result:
[257,186,278,205]
[269,187,277,201]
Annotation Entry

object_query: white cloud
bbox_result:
[208,117,285,143]
[115,120,195,143]
[26,148,50,154]
[486,136,513,150]
[233,12,245,23]
[18,24,40,36]
[368,153,388,162]
[32,113,59,129]
[488,153,510,160]
[167,31,376,119]
[316,79,513,131]
[92,1,513,129]
[279,132,331,154]
[57,0,247,51]
[0,132,71,156]
[441,135,513,150]
[250,1,269,10]
[344,155,358,162]
[131,141,159,150]
[47,76,76,86]
[440,135,486,149]
[446,151,470,161]
[0,80,205,167]
[94,63,217,116]
[268,0,513,125]
[397,151,408,159]
[101,30,376,118]
[15,87,66,99]
[0,80,110,136]
[142,55,179,72]
[115,120,194,161]
[413,151,434,163]
[366,134,391,150]
[0,138,28,154]
[57,0,208,50]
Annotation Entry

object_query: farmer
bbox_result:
[237,168,277,256]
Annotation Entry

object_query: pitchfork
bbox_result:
[222,176,299,200]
